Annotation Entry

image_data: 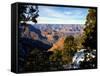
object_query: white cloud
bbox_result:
[64,11,73,15]
[37,16,85,24]
[37,6,88,24]
[39,6,66,19]
[25,16,85,24]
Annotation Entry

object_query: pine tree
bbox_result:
[19,5,39,23]
[80,8,97,69]
[83,9,97,49]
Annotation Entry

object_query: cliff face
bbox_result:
[48,37,65,51]
[19,24,84,52]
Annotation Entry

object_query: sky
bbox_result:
[36,5,88,24]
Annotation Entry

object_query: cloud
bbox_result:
[37,16,85,24]
[64,11,73,15]
[37,6,88,24]
[39,6,66,19]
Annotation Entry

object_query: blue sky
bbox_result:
[36,6,88,24]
